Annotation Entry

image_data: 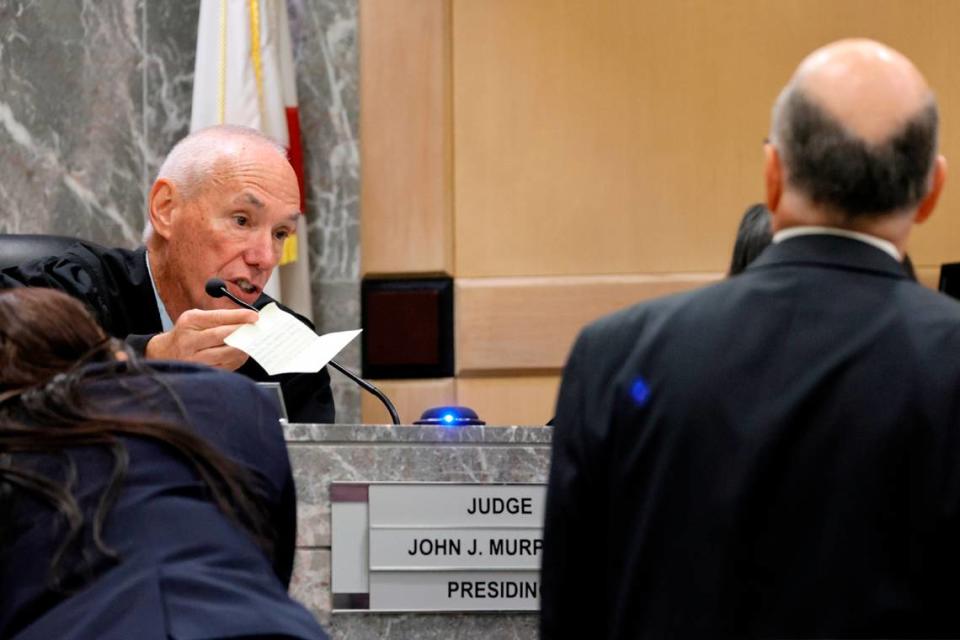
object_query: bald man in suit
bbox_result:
[542,40,960,639]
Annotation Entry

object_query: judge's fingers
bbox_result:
[188,344,251,371]
[178,308,259,329]
[153,324,251,362]
[190,323,256,350]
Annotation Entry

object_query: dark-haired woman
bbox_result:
[728,203,773,276]
[0,288,327,640]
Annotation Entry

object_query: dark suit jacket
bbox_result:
[541,235,960,639]
[0,243,335,423]
[0,361,327,640]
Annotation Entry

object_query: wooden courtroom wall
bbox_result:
[360,0,960,425]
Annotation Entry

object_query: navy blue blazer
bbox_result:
[0,243,335,424]
[0,362,327,640]
[542,235,960,639]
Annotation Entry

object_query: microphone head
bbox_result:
[204,278,228,299]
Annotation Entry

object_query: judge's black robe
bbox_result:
[0,242,335,424]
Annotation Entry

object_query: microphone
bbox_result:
[205,277,258,312]
[204,277,401,425]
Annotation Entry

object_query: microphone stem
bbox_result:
[219,287,258,312]
[328,360,401,425]
[211,285,399,424]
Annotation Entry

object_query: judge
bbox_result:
[0,125,334,423]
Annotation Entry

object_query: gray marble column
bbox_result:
[0,0,361,421]
[288,0,361,424]
[0,0,147,245]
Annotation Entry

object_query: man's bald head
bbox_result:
[156,125,287,202]
[770,39,939,218]
[144,125,288,241]
[792,39,932,143]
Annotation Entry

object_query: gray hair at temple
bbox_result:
[142,125,287,242]
[769,83,939,218]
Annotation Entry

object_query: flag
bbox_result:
[191,0,313,321]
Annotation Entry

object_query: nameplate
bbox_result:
[369,483,544,527]
[331,482,547,612]
[370,570,540,611]
[370,527,542,569]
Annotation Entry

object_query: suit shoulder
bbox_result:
[160,362,275,404]
[899,279,960,315]
[1,241,138,286]
[49,241,139,274]
[149,363,288,469]
[579,283,713,344]
[895,281,960,341]
[81,362,279,432]
[122,361,277,422]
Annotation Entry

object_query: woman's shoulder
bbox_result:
[80,360,285,461]
[84,360,267,397]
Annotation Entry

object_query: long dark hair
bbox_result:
[728,204,773,276]
[0,288,271,590]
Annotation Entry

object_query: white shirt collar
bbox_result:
[145,251,174,332]
[772,226,901,262]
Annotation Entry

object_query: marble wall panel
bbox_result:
[142,0,200,199]
[288,0,361,422]
[0,0,361,421]
[291,548,333,625]
[288,0,360,283]
[0,0,144,245]
[315,279,361,423]
[329,612,539,640]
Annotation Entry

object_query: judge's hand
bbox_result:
[145,308,259,371]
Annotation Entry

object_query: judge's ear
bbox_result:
[148,178,178,240]
[914,154,947,225]
[764,143,783,213]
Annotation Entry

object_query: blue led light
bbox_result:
[630,378,651,407]
[414,405,485,427]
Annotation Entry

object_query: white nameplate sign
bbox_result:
[370,527,543,569]
[330,482,547,612]
[370,570,540,611]
[369,484,545,527]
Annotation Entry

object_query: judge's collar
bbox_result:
[144,251,174,332]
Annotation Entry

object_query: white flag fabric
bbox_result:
[191,0,313,321]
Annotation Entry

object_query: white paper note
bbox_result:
[224,302,361,375]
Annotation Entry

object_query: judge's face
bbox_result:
[161,149,301,314]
